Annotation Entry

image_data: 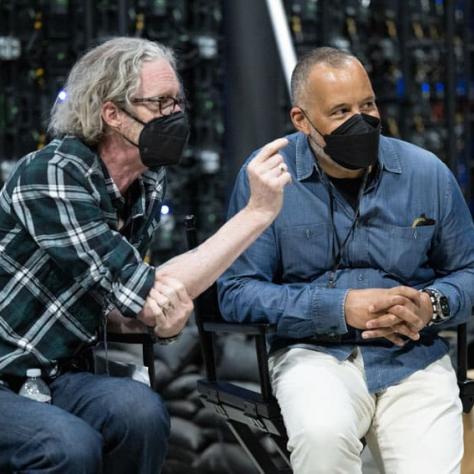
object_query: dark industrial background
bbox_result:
[0,1,472,472]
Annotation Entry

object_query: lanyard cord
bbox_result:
[326,169,369,288]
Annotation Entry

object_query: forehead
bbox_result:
[305,60,374,110]
[137,59,180,96]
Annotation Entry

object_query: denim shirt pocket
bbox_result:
[374,224,435,281]
[279,223,331,280]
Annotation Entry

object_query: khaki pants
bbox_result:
[269,348,463,474]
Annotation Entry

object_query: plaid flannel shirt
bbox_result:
[0,136,165,377]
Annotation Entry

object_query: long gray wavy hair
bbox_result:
[48,37,177,145]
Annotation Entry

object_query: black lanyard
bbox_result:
[326,169,369,288]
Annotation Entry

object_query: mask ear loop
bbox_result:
[299,107,326,137]
[326,168,369,289]
[114,105,146,148]
[299,108,335,162]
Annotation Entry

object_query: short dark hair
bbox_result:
[290,47,356,106]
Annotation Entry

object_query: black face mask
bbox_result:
[304,111,381,170]
[121,110,190,170]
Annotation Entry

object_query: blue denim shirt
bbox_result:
[218,132,474,393]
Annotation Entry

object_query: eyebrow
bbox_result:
[361,95,377,103]
[133,93,183,101]
[327,95,377,114]
[141,84,182,100]
[327,102,350,114]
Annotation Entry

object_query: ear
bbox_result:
[101,101,123,129]
[290,106,311,134]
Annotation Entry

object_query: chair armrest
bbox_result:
[200,321,276,400]
[202,321,277,336]
[105,332,156,386]
[459,379,474,413]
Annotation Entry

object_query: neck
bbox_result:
[98,133,147,194]
[319,158,367,179]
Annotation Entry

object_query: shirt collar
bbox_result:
[55,135,99,170]
[294,132,402,182]
[98,158,126,209]
[102,165,148,220]
[378,136,402,174]
[99,153,164,219]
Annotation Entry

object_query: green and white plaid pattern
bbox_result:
[0,136,165,376]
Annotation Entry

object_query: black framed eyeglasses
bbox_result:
[130,95,186,115]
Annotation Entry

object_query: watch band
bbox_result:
[156,334,181,345]
[421,288,437,318]
[146,327,182,345]
[421,288,450,326]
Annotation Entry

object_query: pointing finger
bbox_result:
[251,138,289,164]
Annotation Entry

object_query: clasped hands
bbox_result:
[137,275,194,338]
[345,286,433,347]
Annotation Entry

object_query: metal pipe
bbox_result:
[264,0,297,97]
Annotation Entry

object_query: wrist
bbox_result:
[343,289,360,328]
[241,205,274,229]
[147,327,182,345]
[419,291,433,326]
[419,290,431,310]
[156,333,181,345]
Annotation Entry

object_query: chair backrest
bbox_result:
[183,215,292,473]
[184,214,219,380]
[456,322,474,413]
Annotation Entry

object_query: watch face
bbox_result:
[439,296,450,317]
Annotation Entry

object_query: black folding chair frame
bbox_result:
[184,214,474,474]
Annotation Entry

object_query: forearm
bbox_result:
[219,276,348,339]
[155,206,273,299]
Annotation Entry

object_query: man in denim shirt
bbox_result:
[218,47,474,473]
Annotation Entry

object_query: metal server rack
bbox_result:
[274,0,473,209]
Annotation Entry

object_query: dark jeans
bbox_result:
[0,371,170,473]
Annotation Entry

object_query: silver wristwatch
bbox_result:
[421,288,450,326]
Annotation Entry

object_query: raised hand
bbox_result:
[246,137,292,222]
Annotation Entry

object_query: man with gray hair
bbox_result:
[0,37,291,473]
[219,47,474,473]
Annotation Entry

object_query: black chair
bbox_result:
[184,214,474,474]
[104,332,157,387]
[457,323,474,413]
[184,214,290,473]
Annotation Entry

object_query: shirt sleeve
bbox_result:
[11,156,155,318]
[217,162,348,339]
[426,164,474,327]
